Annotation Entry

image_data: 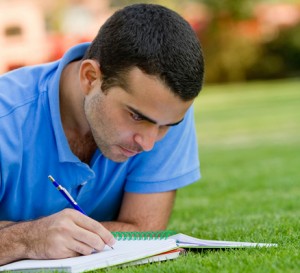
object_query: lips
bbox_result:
[118,146,141,157]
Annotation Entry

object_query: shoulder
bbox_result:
[0,43,90,119]
[0,63,57,118]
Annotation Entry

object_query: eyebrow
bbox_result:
[127,106,184,127]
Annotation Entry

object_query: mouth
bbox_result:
[118,146,142,157]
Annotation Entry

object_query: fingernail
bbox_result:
[108,237,116,247]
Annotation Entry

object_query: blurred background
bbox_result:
[0,0,300,83]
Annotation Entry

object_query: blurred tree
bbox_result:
[111,0,258,19]
[247,23,300,79]
[197,0,262,83]
[199,0,256,19]
[192,0,300,82]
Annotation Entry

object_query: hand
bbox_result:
[23,209,116,259]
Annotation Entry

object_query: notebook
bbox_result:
[111,230,278,248]
[0,231,277,273]
[123,248,184,267]
[168,232,278,248]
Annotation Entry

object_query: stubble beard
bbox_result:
[83,94,129,163]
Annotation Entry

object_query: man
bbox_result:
[0,3,204,264]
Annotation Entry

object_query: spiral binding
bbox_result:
[112,230,177,240]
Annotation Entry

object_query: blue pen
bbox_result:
[48,175,87,215]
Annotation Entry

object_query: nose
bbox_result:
[133,126,160,152]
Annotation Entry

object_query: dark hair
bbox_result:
[84,4,204,101]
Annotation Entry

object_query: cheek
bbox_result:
[112,118,136,140]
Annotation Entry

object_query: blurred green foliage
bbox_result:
[195,0,300,83]
[203,22,300,83]
[197,0,257,19]
[201,21,261,83]
[247,23,300,80]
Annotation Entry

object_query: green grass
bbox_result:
[104,79,300,273]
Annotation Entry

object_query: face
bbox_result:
[84,67,193,162]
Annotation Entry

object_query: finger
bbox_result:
[85,221,116,248]
[67,240,96,256]
[71,225,106,252]
[61,211,108,251]
[70,211,116,247]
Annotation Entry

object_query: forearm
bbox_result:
[0,221,31,265]
[102,191,176,232]
[101,220,167,232]
[101,221,142,232]
[0,221,16,229]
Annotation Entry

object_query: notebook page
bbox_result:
[0,239,178,273]
[170,233,277,248]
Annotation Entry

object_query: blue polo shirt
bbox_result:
[0,43,200,222]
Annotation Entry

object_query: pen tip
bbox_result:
[48,175,54,182]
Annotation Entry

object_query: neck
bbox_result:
[60,60,90,137]
[60,61,97,163]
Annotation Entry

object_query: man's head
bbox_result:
[80,4,204,162]
[83,3,204,101]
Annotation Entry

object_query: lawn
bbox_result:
[105,79,300,273]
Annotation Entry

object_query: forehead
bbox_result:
[125,68,166,92]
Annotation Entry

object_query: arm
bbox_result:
[0,191,175,265]
[0,209,115,266]
[101,190,176,231]
[0,221,15,229]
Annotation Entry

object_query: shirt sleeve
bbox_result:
[125,106,201,193]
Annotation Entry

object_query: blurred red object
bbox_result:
[0,1,51,73]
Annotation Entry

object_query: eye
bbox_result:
[130,112,144,121]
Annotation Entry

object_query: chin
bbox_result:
[112,157,129,163]
[101,150,129,163]
[109,156,129,163]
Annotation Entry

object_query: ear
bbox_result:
[79,60,102,95]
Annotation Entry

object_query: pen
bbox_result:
[48,175,114,250]
[48,175,87,215]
